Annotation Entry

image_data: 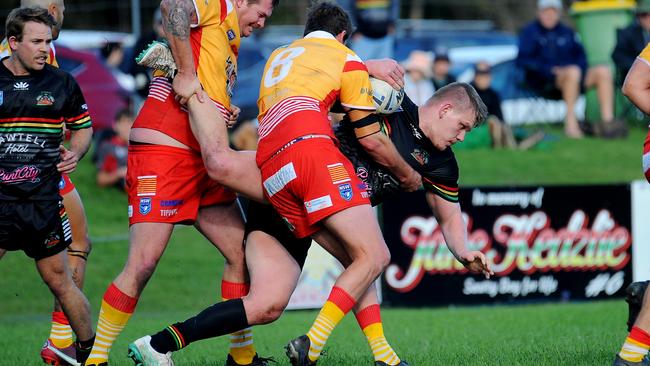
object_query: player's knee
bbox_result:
[43,268,72,297]
[251,301,286,325]
[368,246,391,275]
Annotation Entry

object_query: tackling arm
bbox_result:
[426,191,493,278]
[349,109,421,192]
[160,0,201,104]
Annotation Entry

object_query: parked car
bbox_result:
[56,45,129,130]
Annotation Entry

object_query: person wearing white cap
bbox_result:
[517,0,619,139]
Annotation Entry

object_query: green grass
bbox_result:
[0,125,645,365]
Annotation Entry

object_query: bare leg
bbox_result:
[555,65,583,138]
[585,65,614,122]
[195,202,247,284]
[314,205,390,299]
[36,251,94,341]
[242,231,302,324]
[186,95,265,202]
[114,222,174,297]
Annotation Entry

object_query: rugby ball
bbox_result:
[370,77,405,114]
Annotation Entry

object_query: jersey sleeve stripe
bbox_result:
[0,117,64,123]
[343,61,368,73]
[66,112,91,123]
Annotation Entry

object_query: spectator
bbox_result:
[402,50,434,106]
[100,41,135,93]
[471,62,544,149]
[130,8,166,101]
[95,109,133,190]
[339,0,399,60]
[431,50,456,90]
[612,0,650,82]
[517,0,619,139]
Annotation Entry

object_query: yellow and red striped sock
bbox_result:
[222,281,255,364]
[306,286,356,363]
[619,326,650,362]
[355,305,401,365]
[49,311,73,348]
[85,283,138,365]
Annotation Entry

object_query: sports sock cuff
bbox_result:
[104,283,138,313]
[52,311,69,325]
[631,327,650,346]
[221,280,250,299]
[328,286,356,314]
[355,304,381,329]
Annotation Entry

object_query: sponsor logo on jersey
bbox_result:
[225,56,237,98]
[35,91,55,106]
[160,199,183,207]
[13,81,29,91]
[327,162,351,184]
[263,162,296,197]
[44,232,61,248]
[128,205,133,218]
[304,195,333,214]
[361,191,369,199]
[338,183,353,201]
[160,208,178,217]
[356,166,368,180]
[82,103,88,110]
[137,175,157,196]
[58,177,66,190]
[0,165,40,183]
[411,148,429,165]
[139,197,152,215]
[227,29,236,41]
[0,91,3,106]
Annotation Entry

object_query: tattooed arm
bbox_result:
[160,0,203,104]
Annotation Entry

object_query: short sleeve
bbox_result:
[638,43,650,65]
[422,154,460,203]
[339,52,375,111]
[63,77,92,130]
[192,0,230,27]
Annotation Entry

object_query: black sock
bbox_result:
[149,298,249,354]
[75,335,95,363]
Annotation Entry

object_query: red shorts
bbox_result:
[58,174,75,196]
[259,138,370,238]
[127,144,236,225]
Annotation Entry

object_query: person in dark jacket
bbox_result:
[517,0,616,139]
[612,0,650,82]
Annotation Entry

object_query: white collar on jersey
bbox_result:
[304,31,336,40]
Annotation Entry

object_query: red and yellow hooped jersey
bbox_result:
[256,31,374,161]
[190,0,240,107]
[135,0,240,149]
[0,38,58,67]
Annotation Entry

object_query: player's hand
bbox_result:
[57,145,79,174]
[399,170,422,192]
[366,58,405,90]
[173,71,204,105]
[459,250,494,279]
[227,104,241,128]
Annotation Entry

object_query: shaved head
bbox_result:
[20,0,64,40]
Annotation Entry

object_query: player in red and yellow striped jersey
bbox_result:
[86,1,279,366]
[254,4,421,365]
[613,42,650,366]
[1,2,94,365]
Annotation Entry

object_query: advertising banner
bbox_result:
[382,185,633,306]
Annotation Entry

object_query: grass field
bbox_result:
[1,125,646,365]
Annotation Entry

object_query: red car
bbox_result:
[56,45,129,130]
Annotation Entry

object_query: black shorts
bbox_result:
[244,201,311,269]
[0,200,71,260]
